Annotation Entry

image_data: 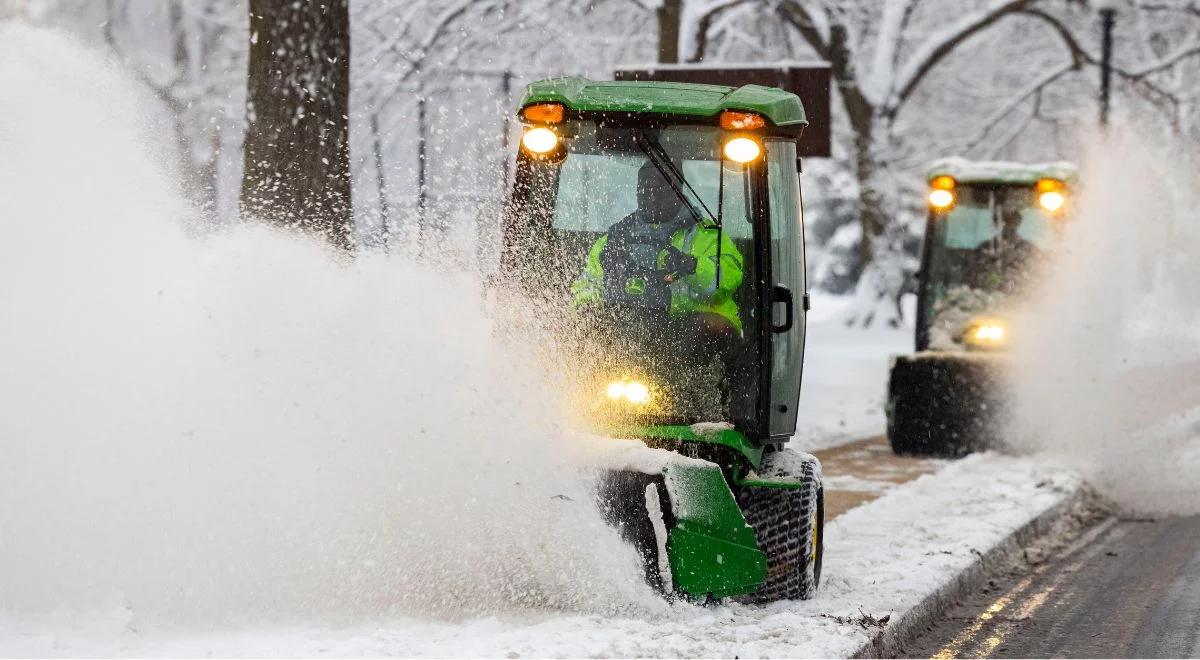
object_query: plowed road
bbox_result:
[901,514,1200,658]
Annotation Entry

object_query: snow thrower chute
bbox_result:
[494,76,824,602]
[887,158,1078,456]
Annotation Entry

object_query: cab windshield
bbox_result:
[922,184,1058,321]
[510,120,761,426]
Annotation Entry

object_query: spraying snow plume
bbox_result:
[0,23,658,632]
[1009,131,1200,515]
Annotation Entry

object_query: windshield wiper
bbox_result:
[633,130,727,288]
[633,131,716,227]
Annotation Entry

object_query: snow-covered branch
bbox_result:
[1021,6,1199,108]
[1126,38,1200,77]
[863,0,919,104]
[361,0,476,81]
[890,0,1035,113]
[684,0,753,62]
[775,0,832,59]
[959,60,1078,153]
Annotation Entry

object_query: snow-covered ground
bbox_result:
[0,454,1080,657]
[791,294,912,452]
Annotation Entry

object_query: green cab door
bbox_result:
[765,139,807,440]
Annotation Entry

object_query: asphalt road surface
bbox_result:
[905,514,1200,658]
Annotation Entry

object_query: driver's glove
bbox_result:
[661,246,697,281]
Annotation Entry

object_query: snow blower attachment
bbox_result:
[495,77,824,601]
[887,158,1078,456]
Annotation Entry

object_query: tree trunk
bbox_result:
[848,123,908,328]
[852,128,886,268]
[369,111,390,251]
[205,119,222,223]
[167,0,205,207]
[657,0,682,64]
[240,0,353,251]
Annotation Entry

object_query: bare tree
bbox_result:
[98,0,244,213]
[241,0,352,250]
[353,0,585,252]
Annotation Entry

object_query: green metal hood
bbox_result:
[518,76,808,130]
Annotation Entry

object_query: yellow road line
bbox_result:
[932,575,1036,659]
[931,518,1118,659]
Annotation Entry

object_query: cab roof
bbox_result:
[518,76,808,130]
[929,157,1079,185]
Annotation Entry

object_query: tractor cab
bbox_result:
[915,158,1078,352]
[495,78,825,603]
[501,78,809,448]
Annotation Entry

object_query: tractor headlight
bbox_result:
[1038,190,1065,212]
[1036,178,1067,214]
[928,188,956,210]
[723,137,761,163]
[606,381,626,399]
[624,381,651,404]
[928,175,957,210]
[963,318,1008,350]
[521,127,559,155]
[605,379,652,405]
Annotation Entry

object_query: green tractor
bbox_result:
[887,158,1078,456]
[495,77,823,602]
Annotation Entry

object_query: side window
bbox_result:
[766,140,806,438]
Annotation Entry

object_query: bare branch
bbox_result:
[687,0,754,62]
[960,60,1077,153]
[1018,8,1091,64]
[1022,6,1194,108]
[775,0,831,60]
[1127,39,1200,76]
[890,0,1035,112]
[362,0,477,81]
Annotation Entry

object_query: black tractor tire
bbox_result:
[735,452,824,603]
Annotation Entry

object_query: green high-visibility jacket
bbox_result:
[570,223,744,332]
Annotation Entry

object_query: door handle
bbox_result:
[771,285,793,333]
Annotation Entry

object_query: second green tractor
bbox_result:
[887,158,1078,456]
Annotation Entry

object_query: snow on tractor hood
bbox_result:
[928,157,1079,187]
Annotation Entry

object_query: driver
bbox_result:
[571,162,744,334]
